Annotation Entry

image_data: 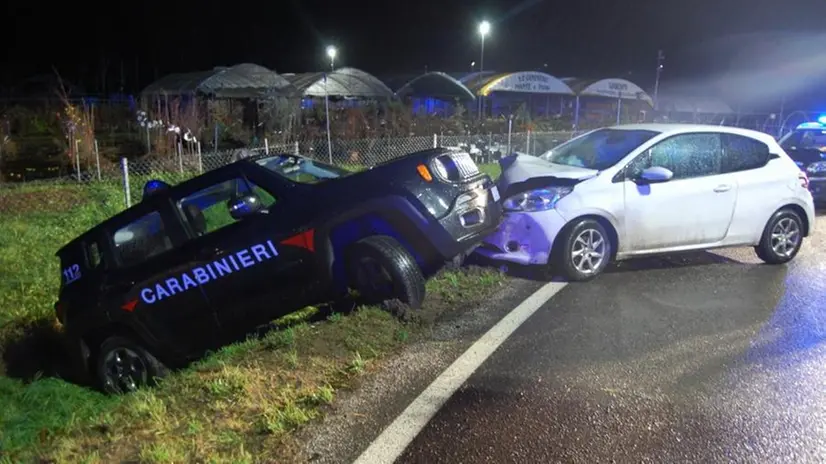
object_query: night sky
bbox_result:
[2,0,826,101]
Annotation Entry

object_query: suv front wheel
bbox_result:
[96,335,169,394]
[345,235,426,310]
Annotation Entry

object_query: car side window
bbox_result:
[648,133,722,180]
[86,240,102,268]
[112,211,173,267]
[721,134,771,173]
[624,151,651,180]
[177,177,277,237]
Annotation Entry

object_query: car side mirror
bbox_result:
[637,166,674,184]
[228,195,265,220]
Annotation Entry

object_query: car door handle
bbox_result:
[713,184,732,193]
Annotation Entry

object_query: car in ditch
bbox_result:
[475,123,815,281]
[54,149,502,394]
[777,118,826,203]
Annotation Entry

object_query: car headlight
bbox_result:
[502,187,572,212]
[807,161,826,173]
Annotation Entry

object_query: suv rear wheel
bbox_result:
[96,335,169,394]
[345,235,426,310]
[755,208,804,264]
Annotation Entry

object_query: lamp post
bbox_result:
[326,45,337,71]
[324,45,336,163]
[478,20,490,120]
[653,49,665,111]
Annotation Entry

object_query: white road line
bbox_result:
[352,281,568,464]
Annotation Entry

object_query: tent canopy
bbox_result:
[563,78,654,106]
[283,67,395,99]
[465,72,575,97]
[393,72,476,101]
[141,63,297,99]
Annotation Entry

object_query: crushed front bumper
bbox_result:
[474,208,568,266]
[436,180,504,256]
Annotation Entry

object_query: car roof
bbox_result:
[55,158,256,257]
[606,123,779,146]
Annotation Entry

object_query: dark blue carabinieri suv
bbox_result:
[54,149,502,394]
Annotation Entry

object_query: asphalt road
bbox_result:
[397,217,826,463]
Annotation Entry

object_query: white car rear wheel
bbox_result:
[755,208,804,264]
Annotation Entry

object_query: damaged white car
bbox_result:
[476,124,815,281]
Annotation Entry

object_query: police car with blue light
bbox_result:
[54,149,501,394]
[778,115,826,202]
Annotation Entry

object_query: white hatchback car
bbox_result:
[476,124,816,281]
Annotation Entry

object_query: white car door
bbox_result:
[622,132,738,252]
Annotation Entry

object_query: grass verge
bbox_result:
[0,267,505,462]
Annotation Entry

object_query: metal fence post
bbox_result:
[121,157,132,208]
[507,116,513,154]
[177,142,183,173]
[74,137,81,181]
[294,141,299,155]
[94,139,101,181]
[264,138,269,155]
[527,130,532,155]
[433,133,437,148]
[197,141,203,174]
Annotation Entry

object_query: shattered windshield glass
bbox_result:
[540,128,659,170]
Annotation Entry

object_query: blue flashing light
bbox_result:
[143,179,170,198]
[818,115,826,125]
[796,122,825,130]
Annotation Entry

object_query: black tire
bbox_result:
[551,218,612,282]
[345,235,426,310]
[96,335,169,395]
[755,208,804,264]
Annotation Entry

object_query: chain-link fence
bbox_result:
[0,116,800,210]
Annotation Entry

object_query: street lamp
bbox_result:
[326,45,337,71]
[324,46,337,163]
[478,20,491,120]
[653,50,664,111]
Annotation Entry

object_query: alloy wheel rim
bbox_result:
[102,347,147,393]
[770,217,801,258]
[355,257,393,296]
[571,228,607,275]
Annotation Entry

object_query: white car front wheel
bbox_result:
[551,218,612,282]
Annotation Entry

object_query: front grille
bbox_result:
[433,151,481,182]
[450,151,480,178]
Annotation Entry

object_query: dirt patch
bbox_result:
[0,187,91,214]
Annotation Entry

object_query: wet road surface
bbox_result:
[398,220,826,463]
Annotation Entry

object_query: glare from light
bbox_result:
[326,46,337,59]
[479,20,491,37]
[818,115,826,125]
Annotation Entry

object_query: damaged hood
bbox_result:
[497,154,598,196]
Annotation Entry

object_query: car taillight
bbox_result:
[799,171,809,189]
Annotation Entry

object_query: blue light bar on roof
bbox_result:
[796,122,825,130]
